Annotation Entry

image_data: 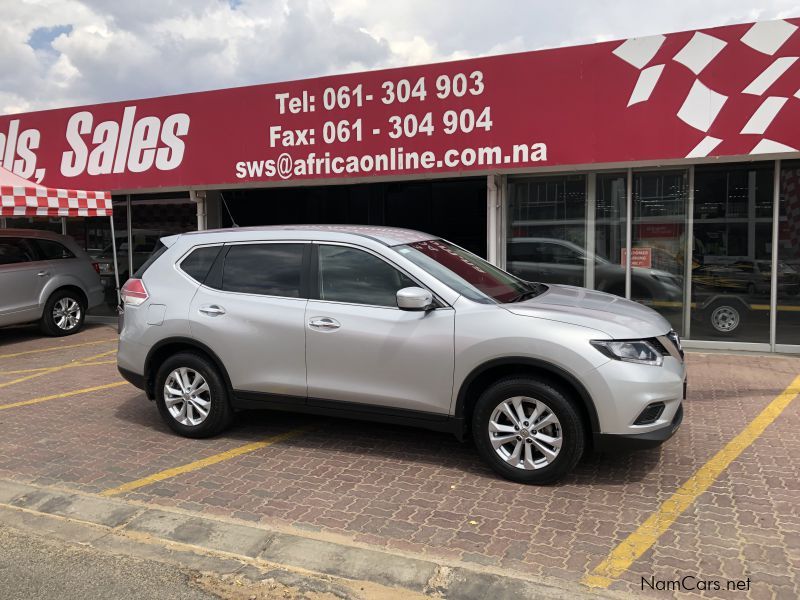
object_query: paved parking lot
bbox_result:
[0,323,798,599]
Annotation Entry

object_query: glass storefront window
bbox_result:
[777,161,800,346]
[692,163,773,343]
[631,170,687,334]
[594,173,627,296]
[506,175,587,286]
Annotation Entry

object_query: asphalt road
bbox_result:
[0,524,216,600]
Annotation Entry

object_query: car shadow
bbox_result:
[0,323,111,349]
[113,394,665,487]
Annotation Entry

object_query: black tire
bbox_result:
[39,288,86,336]
[471,376,585,484]
[154,352,233,438]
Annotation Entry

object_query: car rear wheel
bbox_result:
[40,289,86,336]
[472,377,584,484]
[155,352,233,438]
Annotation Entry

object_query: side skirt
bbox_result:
[232,391,465,440]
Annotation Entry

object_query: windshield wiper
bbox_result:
[507,282,547,303]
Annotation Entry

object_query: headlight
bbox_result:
[590,339,663,366]
[98,262,113,274]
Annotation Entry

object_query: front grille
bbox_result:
[666,330,684,359]
[634,402,665,425]
[651,331,684,361]
[648,337,669,356]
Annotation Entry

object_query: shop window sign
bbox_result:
[621,247,653,269]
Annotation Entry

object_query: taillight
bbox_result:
[92,262,100,274]
[121,278,149,306]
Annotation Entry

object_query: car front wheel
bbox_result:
[155,352,233,438]
[472,377,585,484]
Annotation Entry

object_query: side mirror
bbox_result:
[396,286,434,311]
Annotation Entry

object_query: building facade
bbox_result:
[2,18,800,351]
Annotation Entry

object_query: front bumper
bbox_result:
[580,352,686,441]
[594,403,683,452]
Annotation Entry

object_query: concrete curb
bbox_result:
[0,480,608,599]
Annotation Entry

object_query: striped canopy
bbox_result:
[0,166,112,217]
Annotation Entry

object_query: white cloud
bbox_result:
[1,0,799,114]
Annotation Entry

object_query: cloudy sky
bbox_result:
[2,0,799,115]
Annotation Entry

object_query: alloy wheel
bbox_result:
[53,297,81,331]
[164,367,212,426]
[488,396,563,470]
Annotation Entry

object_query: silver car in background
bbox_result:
[117,225,686,484]
[0,229,104,335]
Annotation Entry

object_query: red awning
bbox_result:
[0,166,112,217]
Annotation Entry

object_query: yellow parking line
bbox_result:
[0,338,116,360]
[100,426,313,497]
[582,373,800,589]
[0,359,117,376]
[0,381,128,411]
[0,349,116,389]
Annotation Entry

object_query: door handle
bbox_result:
[199,304,226,316]
[308,317,340,331]
[37,271,49,277]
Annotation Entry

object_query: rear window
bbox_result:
[35,239,75,260]
[133,242,167,278]
[179,246,222,283]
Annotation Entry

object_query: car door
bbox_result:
[0,237,48,325]
[189,241,310,399]
[305,243,455,415]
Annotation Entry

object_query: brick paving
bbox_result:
[0,323,798,598]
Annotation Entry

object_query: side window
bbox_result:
[222,244,304,297]
[179,246,222,283]
[318,245,416,307]
[509,243,537,262]
[549,244,583,265]
[0,238,38,265]
[533,242,554,263]
[35,239,75,260]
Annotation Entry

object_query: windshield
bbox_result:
[395,239,544,304]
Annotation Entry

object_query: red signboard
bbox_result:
[621,247,653,269]
[1,19,799,192]
[637,223,682,239]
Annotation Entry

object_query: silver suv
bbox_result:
[117,226,686,484]
[0,229,104,335]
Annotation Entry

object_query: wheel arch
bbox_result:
[144,336,233,401]
[696,293,751,313]
[40,275,88,308]
[454,357,600,437]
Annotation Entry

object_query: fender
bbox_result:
[454,356,601,434]
[143,335,234,399]
[694,293,751,312]
[39,273,88,307]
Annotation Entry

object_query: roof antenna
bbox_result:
[219,192,239,228]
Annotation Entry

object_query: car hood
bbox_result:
[503,284,673,339]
